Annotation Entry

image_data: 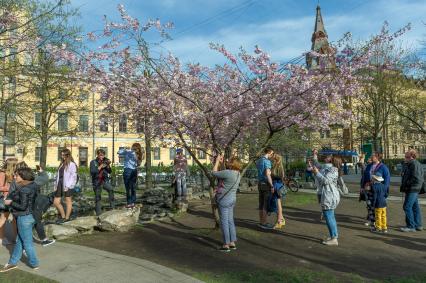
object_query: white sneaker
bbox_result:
[322,238,338,246]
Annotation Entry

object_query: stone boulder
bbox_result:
[45,224,79,240]
[99,207,141,232]
[63,216,98,234]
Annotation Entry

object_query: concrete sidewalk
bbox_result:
[0,242,203,283]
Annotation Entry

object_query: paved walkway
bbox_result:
[0,242,202,283]
[298,188,426,205]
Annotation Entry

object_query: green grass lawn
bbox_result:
[193,269,365,283]
[193,270,426,283]
[0,269,58,283]
[283,192,317,207]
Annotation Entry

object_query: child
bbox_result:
[371,172,388,233]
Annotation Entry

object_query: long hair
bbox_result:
[131,143,143,165]
[60,148,75,168]
[271,153,285,179]
[1,158,18,183]
[332,156,343,177]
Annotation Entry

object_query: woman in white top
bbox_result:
[53,148,77,224]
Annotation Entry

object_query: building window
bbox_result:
[8,76,16,94]
[153,147,161,160]
[59,89,67,99]
[169,148,176,160]
[79,147,88,167]
[79,92,89,101]
[99,115,108,132]
[118,146,125,164]
[58,113,68,131]
[136,120,144,133]
[185,149,191,160]
[79,115,89,132]
[35,147,41,162]
[197,150,206,160]
[35,113,41,130]
[58,146,66,161]
[119,114,127,132]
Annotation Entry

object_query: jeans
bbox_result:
[176,173,187,200]
[218,197,237,245]
[9,214,39,267]
[403,192,423,229]
[323,209,338,238]
[93,181,115,216]
[123,168,137,205]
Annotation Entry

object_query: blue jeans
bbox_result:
[9,214,39,267]
[217,197,237,245]
[323,209,338,238]
[403,192,423,229]
[176,172,187,200]
[123,168,137,205]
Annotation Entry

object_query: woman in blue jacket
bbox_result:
[360,152,390,227]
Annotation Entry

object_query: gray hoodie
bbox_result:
[314,164,340,210]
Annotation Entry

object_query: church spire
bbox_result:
[306,4,334,70]
[313,5,326,39]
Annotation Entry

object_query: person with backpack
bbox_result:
[360,152,390,228]
[1,168,40,272]
[53,148,78,224]
[212,153,241,252]
[90,148,115,216]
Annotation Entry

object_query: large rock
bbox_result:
[99,207,141,232]
[45,224,79,240]
[63,216,98,234]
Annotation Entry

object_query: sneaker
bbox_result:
[0,263,17,273]
[31,266,39,270]
[41,239,55,247]
[400,227,416,232]
[55,218,65,225]
[229,245,237,250]
[370,227,381,233]
[258,223,274,230]
[364,222,370,226]
[218,246,230,252]
[322,238,338,246]
[381,229,388,234]
[415,226,423,231]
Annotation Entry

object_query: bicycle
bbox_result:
[284,176,301,192]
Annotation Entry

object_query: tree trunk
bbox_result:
[145,133,153,190]
[40,84,48,168]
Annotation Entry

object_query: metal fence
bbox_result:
[39,170,211,195]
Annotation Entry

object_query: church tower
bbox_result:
[306,5,335,70]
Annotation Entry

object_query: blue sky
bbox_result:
[70,0,426,66]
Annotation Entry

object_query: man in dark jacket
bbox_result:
[90,148,114,216]
[400,149,424,232]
